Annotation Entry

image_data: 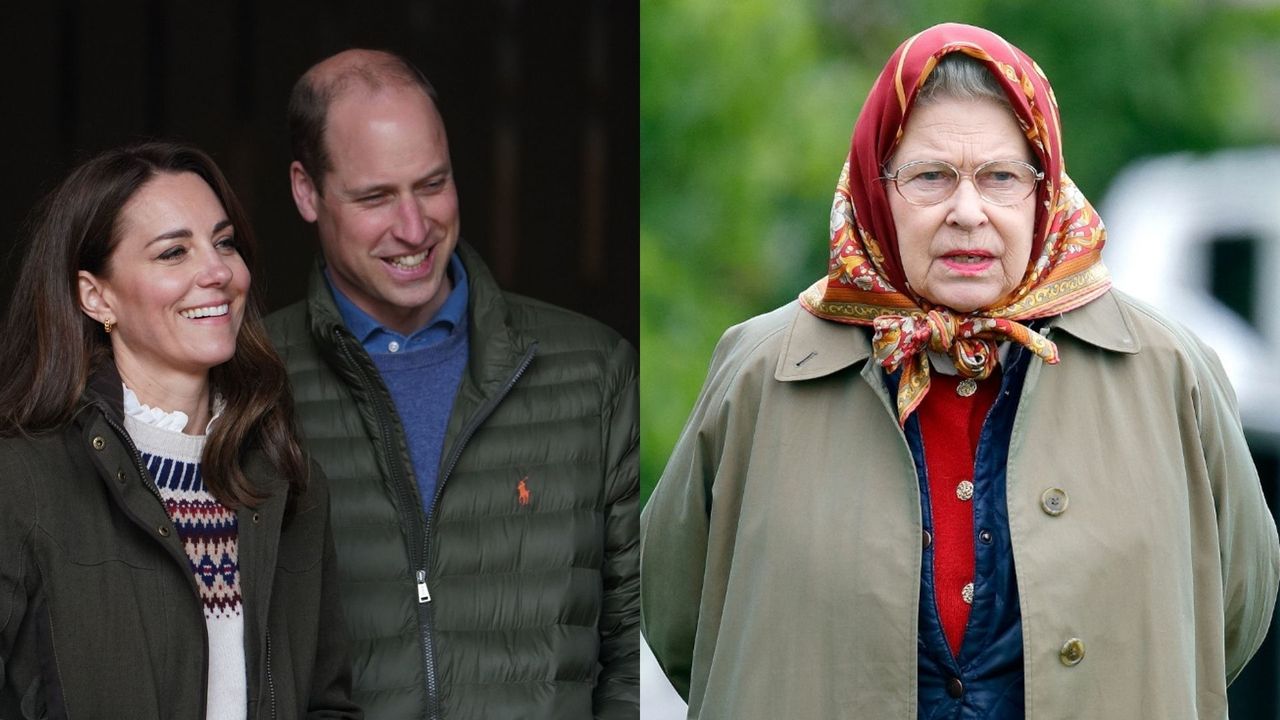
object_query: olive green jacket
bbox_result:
[0,365,357,719]
[266,243,639,719]
[641,290,1280,719]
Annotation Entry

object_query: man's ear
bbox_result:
[77,270,113,325]
[290,161,321,223]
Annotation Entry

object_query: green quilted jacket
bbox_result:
[265,243,639,719]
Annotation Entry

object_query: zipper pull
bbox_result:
[416,569,432,603]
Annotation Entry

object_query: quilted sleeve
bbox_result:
[593,338,640,719]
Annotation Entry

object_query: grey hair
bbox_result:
[916,52,1011,109]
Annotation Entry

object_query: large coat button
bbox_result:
[1059,637,1085,666]
[923,530,932,550]
[1040,487,1068,516]
[946,677,964,698]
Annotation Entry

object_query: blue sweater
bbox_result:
[371,329,468,516]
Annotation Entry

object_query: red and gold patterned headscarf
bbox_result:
[799,23,1110,424]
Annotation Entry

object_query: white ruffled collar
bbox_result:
[122,384,224,435]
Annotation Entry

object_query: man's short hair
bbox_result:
[288,49,439,195]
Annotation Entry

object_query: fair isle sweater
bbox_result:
[123,388,245,720]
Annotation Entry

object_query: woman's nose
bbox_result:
[198,249,234,286]
[946,176,989,228]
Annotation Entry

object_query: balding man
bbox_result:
[266,49,638,719]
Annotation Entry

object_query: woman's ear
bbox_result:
[77,270,114,326]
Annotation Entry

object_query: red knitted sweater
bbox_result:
[916,370,1000,656]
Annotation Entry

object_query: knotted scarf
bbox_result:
[799,23,1110,424]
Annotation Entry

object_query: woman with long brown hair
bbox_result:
[0,141,359,719]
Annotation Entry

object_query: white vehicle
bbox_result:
[1100,148,1280,447]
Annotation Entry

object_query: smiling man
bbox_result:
[265,49,638,719]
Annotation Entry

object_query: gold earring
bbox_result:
[103,319,114,334]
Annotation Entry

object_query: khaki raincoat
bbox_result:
[641,290,1279,719]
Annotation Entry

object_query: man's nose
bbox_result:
[394,195,428,245]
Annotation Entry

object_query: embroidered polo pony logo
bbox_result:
[517,476,531,506]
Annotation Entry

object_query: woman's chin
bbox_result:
[919,286,1002,314]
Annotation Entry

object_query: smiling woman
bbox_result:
[77,171,251,430]
[0,142,359,718]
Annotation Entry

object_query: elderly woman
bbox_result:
[0,142,359,718]
[641,23,1279,719]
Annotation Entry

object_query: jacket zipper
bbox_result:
[333,328,438,716]
[101,410,216,716]
[334,325,537,719]
[333,328,427,569]
[102,413,166,504]
[417,343,537,713]
[266,630,277,720]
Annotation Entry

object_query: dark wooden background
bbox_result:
[0,1,638,347]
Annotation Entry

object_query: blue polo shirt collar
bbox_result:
[325,251,469,355]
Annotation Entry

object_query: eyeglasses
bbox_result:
[882,159,1044,207]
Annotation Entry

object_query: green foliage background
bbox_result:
[640,0,1280,503]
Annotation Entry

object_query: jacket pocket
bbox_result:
[49,513,165,571]
[28,559,170,718]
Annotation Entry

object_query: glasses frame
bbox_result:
[881,159,1045,207]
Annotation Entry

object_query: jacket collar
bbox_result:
[454,242,536,394]
[774,289,1139,383]
[775,303,872,382]
[306,260,354,339]
[78,359,128,427]
[1045,288,1141,354]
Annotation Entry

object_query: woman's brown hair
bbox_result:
[0,141,306,506]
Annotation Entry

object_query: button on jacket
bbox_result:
[641,290,1280,719]
[0,366,358,719]
[266,243,639,719]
